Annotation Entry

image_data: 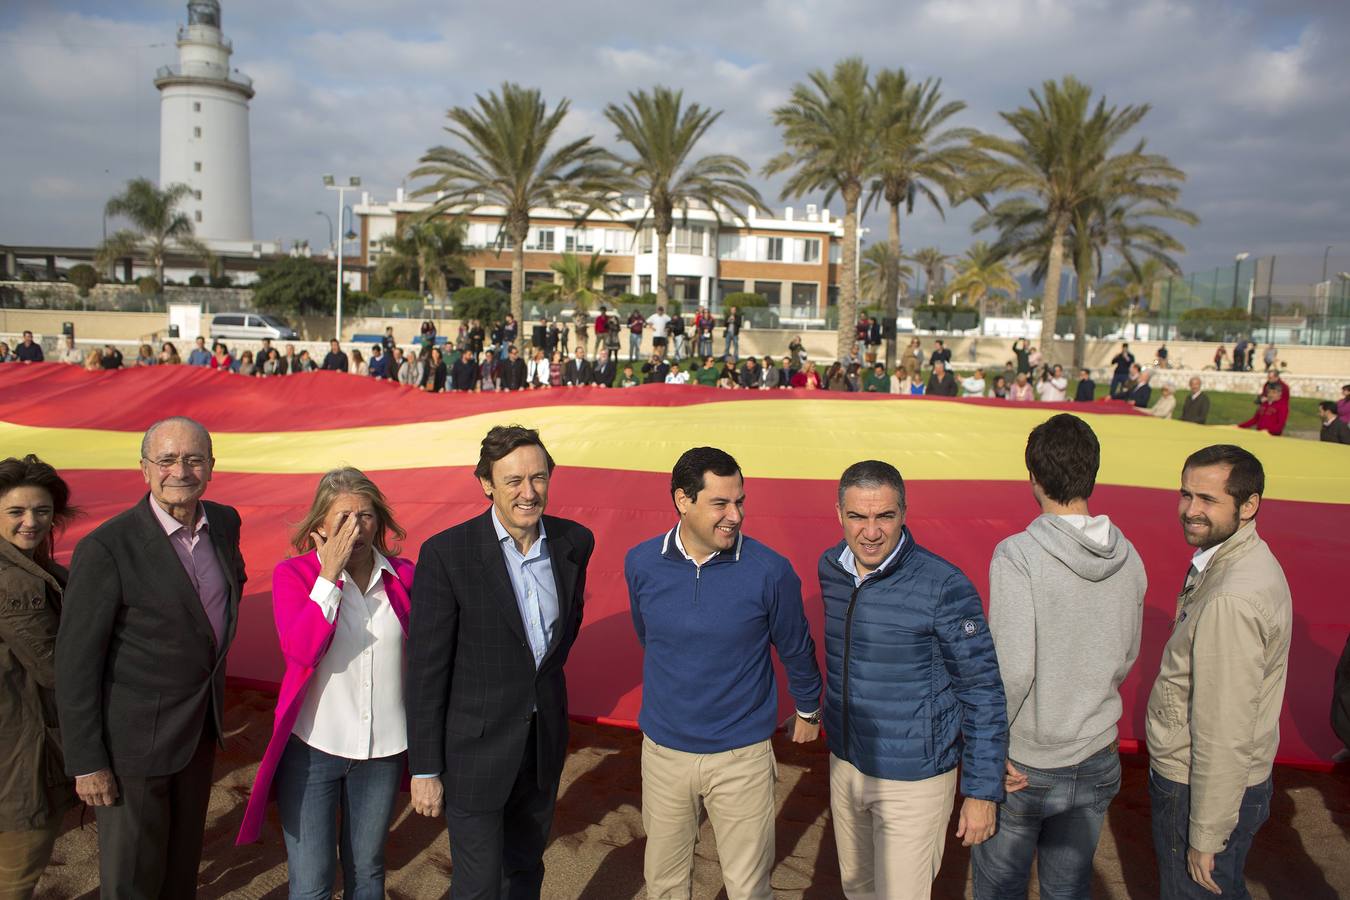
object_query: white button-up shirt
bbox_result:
[291,550,407,760]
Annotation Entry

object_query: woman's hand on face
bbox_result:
[314,513,360,584]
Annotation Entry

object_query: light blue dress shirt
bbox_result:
[490,507,559,669]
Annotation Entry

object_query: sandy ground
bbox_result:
[36,688,1350,899]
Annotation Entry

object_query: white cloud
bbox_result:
[1,0,1347,272]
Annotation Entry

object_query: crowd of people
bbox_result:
[2,409,1334,899]
[9,326,1350,444]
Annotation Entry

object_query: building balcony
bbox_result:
[154,64,254,99]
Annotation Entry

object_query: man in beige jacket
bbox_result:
[1146,444,1291,898]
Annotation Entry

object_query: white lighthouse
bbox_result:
[154,0,255,247]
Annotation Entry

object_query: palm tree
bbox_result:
[971,77,1180,362]
[604,86,767,307]
[410,82,618,339]
[764,57,875,361]
[97,178,207,290]
[859,243,913,307]
[907,246,951,301]
[1101,256,1170,310]
[947,242,1019,326]
[535,251,608,313]
[373,216,470,303]
[869,69,979,366]
[989,190,1194,364]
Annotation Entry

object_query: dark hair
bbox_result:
[670,447,740,506]
[1025,414,1100,503]
[474,425,555,482]
[0,454,79,560]
[1183,444,1265,508]
[1319,401,1338,415]
[837,460,906,510]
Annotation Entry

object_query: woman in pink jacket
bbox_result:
[236,468,414,900]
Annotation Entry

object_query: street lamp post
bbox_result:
[322,174,361,341]
[315,211,333,252]
[1231,252,1249,309]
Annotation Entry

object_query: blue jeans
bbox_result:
[275,735,405,900]
[1149,769,1272,900]
[724,332,739,361]
[629,332,642,361]
[972,743,1120,899]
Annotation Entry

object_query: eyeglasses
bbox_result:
[143,455,209,471]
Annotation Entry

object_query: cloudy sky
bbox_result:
[2,0,1347,275]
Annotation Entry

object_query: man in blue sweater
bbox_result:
[626,446,822,900]
[820,460,1007,899]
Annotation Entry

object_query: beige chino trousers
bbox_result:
[641,736,777,900]
[829,753,957,900]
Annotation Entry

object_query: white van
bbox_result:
[209,313,299,341]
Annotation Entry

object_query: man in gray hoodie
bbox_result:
[972,413,1147,899]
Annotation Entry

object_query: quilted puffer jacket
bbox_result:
[819,527,1008,801]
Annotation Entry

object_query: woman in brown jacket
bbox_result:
[0,455,77,898]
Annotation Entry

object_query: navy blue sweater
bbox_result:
[626,527,822,754]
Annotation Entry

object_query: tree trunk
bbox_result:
[655,206,672,308]
[1040,215,1067,362]
[837,183,861,362]
[1073,250,1090,368]
[510,221,527,348]
[885,200,901,370]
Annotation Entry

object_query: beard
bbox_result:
[1181,511,1241,549]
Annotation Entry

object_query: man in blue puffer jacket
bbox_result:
[819,459,1008,899]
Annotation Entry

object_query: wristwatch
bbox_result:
[797,708,822,726]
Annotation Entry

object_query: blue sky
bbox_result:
[3,0,1348,276]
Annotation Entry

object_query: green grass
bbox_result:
[1090,384,1322,433]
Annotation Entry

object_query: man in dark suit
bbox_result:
[591,348,617,388]
[925,360,958,397]
[56,416,246,898]
[562,348,593,386]
[499,344,528,391]
[451,349,480,392]
[1182,376,1211,424]
[1074,367,1096,402]
[407,425,594,899]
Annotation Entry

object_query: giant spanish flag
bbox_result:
[2,365,1346,767]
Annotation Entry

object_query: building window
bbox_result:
[762,237,784,262]
[669,276,701,303]
[485,270,512,293]
[672,226,705,255]
[797,238,821,264]
[195,190,202,200]
[638,228,653,254]
[603,275,630,296]
[603,229,630,253]
[526,228,555,252]
[194,210,202,222]
[193,126,202,138]
[193,101,201,112]
[753,281,782,307]
[717,279,745,305]
[639,275,652,295]
[829,243,843,264]
[194,161,202,172]
[565,229,594,253]
[792,283,819,316]
[717,234,745,260]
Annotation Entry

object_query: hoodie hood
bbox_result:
[1025,514,1129,583]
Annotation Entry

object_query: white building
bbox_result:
[354,191,847,321]
[154,0,256,251]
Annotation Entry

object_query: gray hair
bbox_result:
[837,460,906,510]
[141,416,213,460]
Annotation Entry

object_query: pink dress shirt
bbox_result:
[235,550,415,845]
[148,496,229,649]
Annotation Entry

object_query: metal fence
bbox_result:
[1154,253,1350,347]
